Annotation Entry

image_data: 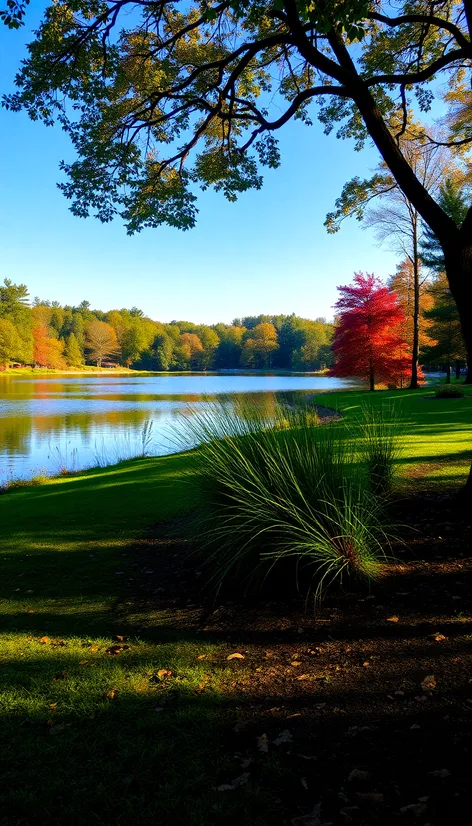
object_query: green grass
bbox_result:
[1,383,472,823]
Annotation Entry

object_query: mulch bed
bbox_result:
[125,493,472,826]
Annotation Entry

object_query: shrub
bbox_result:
[434,386,464,399]
[175,400,391,602]
[355,403,404,498]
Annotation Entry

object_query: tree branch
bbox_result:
[368,11,470,51]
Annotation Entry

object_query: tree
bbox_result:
[420,179,470,379]
[421,273,467,382]
[389,257,435,369]
[120,322,147,367]
[64,332,84,367]
[33,324,66,368]
[85,320,119,367]
[177,333,204,371]
[330,273,412,391]
[327,135,453,389]
[241,323,279,369]
[7,4,472,336]
[0,318,21,367]
[0,278,33,363]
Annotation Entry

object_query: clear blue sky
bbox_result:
[0,6,398,325]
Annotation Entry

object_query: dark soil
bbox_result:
[126,493,472,826]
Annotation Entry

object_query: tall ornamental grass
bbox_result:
[175,399,396,601]
[355,402,404,498]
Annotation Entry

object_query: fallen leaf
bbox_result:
[227,652,245,661]
[112,635,127,642]
[106,644,130,655]
[79,660,89,665]
[89,646,99,653]
[421,675,436,692]
[49,703,57,709]
[157,669,172,680]
[257,733,269,753]
[297,674,310,681]
[105,689,118,700]
[197,654,206,660]
[39,636,50,645]
[291,661,302,667]
[386,616,399,623]
[434,633,447,642]
[52,639,66,647]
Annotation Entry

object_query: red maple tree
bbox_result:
[330,273,416,391]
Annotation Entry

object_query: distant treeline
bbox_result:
[0,280,334,371]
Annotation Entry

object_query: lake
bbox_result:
[0,372,357,481]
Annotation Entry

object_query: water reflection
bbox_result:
[0,373,356,480]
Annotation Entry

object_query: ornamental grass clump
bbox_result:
[356,403,404,499]
[175,400,392,601]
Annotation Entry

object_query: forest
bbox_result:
[0,280,334,371]
[0,250,465,378]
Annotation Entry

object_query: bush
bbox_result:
[356,403,404,498]
[175,400,392,602]
[434,386,464,399]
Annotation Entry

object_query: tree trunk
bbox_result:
[369,363,375,391]
[445,244,472,385]
[455,360,461,380]
[446,362,451,383]
[465,360,472,384]
[409,246,420,389]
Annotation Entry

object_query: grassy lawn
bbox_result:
[1,385,472,824]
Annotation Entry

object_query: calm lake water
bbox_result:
[0,372,357,481]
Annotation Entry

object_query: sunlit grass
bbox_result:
[0,383,472,822]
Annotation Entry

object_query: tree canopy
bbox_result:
[3,1,471,245]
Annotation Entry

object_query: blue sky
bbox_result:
[0,6,398,325]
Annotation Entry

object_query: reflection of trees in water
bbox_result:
[0,385,310,463]
[0,416,33,456]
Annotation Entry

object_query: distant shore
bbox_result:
[0,366,329,377]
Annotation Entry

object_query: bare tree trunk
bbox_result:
[369,363,375,391]
[455,360,461,380]
[409,237,420,389]
[466,360,472,385]
[446,362,451,383]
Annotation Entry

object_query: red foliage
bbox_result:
[330,273,416,390]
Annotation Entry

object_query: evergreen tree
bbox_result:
[64,333,84,367]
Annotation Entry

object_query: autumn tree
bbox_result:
[241,323,279,369]
[176,332,204,371]
[422,273,467,382]
[327,135,452,389]
[330,273,412,391]
[33,324,66,368]
[389,257,434,366]
[85,320,119,367]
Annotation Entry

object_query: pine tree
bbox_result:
[64,333,84,367]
